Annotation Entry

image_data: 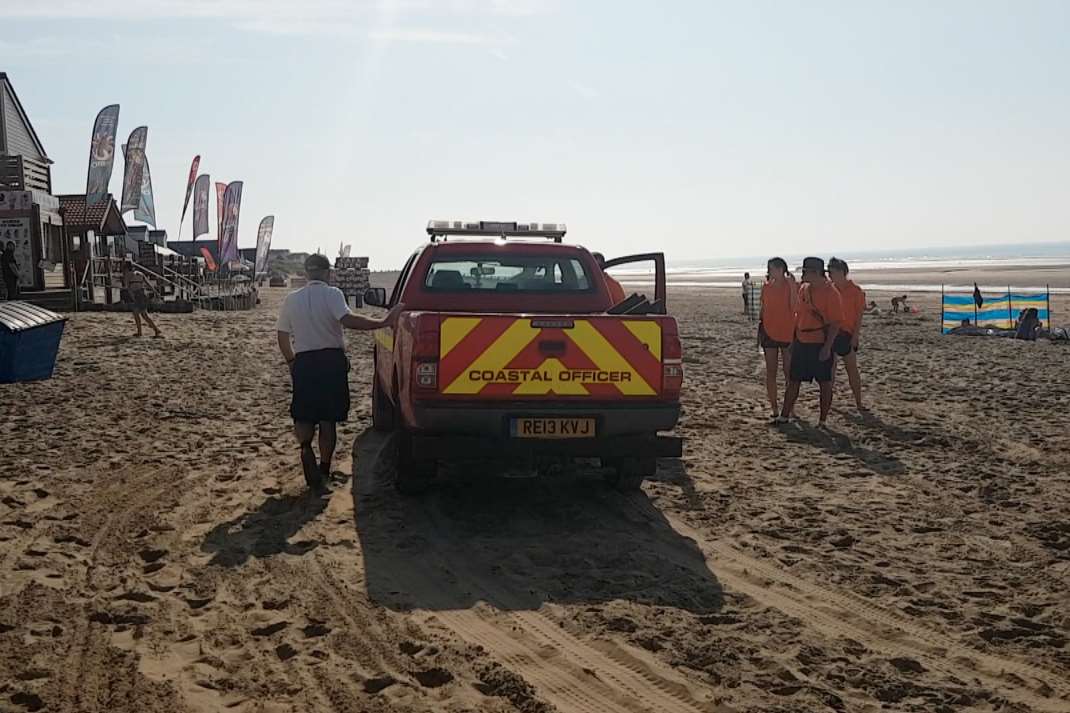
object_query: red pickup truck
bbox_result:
[363,220,683,494]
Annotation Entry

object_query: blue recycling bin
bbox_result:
[0,301,67,383]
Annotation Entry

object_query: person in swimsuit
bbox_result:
[122,261,162,338]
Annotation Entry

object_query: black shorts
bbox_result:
[128,288,149,312]
[291,348,350,423]
[833,332,858,357]
[758,324,790,350]
[790,341,834,383]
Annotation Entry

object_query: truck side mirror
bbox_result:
[364,287,387,307]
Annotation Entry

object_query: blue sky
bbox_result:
[2,1,1068,267]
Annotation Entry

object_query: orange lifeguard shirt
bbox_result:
[605,274,626,304]
[835,279,865,335]
[795,279,844,344]
[760,278,796,344]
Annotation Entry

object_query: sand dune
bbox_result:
[1,287,1067,712]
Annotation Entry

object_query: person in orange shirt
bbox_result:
[593,253,627,305]
[759,257,796,421]
[828,257,865,411]
[780,257,844,427]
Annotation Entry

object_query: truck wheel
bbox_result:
[605,456,655,493]
[395,432,434,495]
[371,376,395,432]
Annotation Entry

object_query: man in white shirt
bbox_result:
[277,254,401,493]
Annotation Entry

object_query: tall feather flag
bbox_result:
[255,216,275,276]
[86,104,120,206]
[120,126,148,212]
[191,174,211,238]
[178,155,200,236]
[215,182,227,251]
[121,143,157,227]
[220,181,244,264]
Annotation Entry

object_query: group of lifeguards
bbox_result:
[758,256,866,427]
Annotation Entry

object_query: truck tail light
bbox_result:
[412,314,440,393]
[662,322,683,399]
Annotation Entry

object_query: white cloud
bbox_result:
[568,80,600,100]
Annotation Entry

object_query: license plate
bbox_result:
[510,417,596,439]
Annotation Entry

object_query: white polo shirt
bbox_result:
[276,280,350,353]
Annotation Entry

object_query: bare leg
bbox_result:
[844,351,863,409]
[140,311,162,337]
[318,421,337,474]
[294,421,323,491]
[132,311,143,336]
[781,381,801,420]
[763,348,780,417]
[782,347,796,417]
[818,381,834,425]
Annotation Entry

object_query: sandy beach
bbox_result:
[1,285,1068,713]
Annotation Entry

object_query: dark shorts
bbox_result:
[790,341,834,383]
[128,288,149,312]
[758,324,791,350]
[291,348,350,423]
[833,332,858,357]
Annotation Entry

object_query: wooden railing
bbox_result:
[0,154,51,193]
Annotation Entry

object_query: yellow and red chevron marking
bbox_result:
[438,316,662,397]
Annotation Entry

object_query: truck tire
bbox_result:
[371,375,395,432]
[605,456,655,493]
[395,431,434,495]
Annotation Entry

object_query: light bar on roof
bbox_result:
[426,219,567,241]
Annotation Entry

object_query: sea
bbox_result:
[615,241,1070,293]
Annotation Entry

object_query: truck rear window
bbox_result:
[424,256,593,293]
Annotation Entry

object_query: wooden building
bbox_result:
[0,72,70,310]
[57,193,126,306]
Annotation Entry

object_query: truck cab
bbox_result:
[365,220,683,493]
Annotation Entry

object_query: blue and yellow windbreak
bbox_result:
[942,292,1049,333]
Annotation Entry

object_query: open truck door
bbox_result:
[602,252,667,315]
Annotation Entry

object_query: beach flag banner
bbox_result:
[942,288,1050,333]
[220,181,244,264]
[215,182,226,250]
[86,104,120,206]
[178,155,200,235]
[342,244,352,258]
[120,126,148,212]
[192,174,211,238]
[200,246,218,272]
[134,154,156,227]
[254,216,274,276]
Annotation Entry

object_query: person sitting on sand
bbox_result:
[1015,308,1041,341]
[828,258,866,411]
[864,300,880,315]
[759,257,796,422]
[779,257,844,428]
[276,254,403,494]
[592,252,626,305]
[121,262,162,338]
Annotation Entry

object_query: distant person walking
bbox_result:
[276,254,402,494]
[1,241,19,300]
[828,258,866,411]
[759,257,796,421]
[742,272,752,315]
[121,262,162,338]
[780,257,844,428]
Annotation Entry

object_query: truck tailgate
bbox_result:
[435,314,672,399]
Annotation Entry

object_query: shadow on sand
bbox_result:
[351,429,723,615]
[780,421,906,475]
[201,492,328,567]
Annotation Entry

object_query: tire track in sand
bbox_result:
[355,432,721,713]
[663,513,1070,713]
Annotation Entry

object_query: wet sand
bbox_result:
[1,287,1068,712]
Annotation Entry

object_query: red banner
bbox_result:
[200,246,218,272]
[179,155,200,232]
[215,182,226,252]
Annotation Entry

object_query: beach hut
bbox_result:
[0,301,67,383]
